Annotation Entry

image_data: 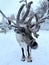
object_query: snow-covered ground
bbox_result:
[0,30,49,65]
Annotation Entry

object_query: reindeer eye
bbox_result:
[21,28,25,32]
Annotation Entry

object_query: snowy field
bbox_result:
[0,30,49,65]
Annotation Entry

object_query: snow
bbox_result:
[0,30,49,65]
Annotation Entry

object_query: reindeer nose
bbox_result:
[30,41,38,49]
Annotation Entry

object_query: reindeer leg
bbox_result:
[26,45,32,62]
[21,48,25,61]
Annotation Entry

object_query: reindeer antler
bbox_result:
[0,10,8,19]
[17,4,25,23]
[0,10,16,26]
[22,1,33,21]
[19,0,27,7]
[31,15,49,28]
[17,1,33,24]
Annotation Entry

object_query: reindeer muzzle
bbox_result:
[30,41,38,49]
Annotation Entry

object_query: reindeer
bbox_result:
[0,1,49,62]
[14,1,38,62]
[11,1,49,62]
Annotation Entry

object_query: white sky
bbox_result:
[0,0,42,16]
[0,0,43,22]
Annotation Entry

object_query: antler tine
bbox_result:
[24,14,39,28]
[30,14,39,28]
[34,14,38,22]
[34,14,40,31]
[24,15,34,28]
[31,15,49,28]
[17,4,25,23]
[0,10,8,19]
[22,1,33,22]
[19,0,27,7]
[0,10,16,25]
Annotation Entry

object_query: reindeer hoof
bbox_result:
[27,59,32,62]
[26,57,32,62]
[21,57,25,61]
